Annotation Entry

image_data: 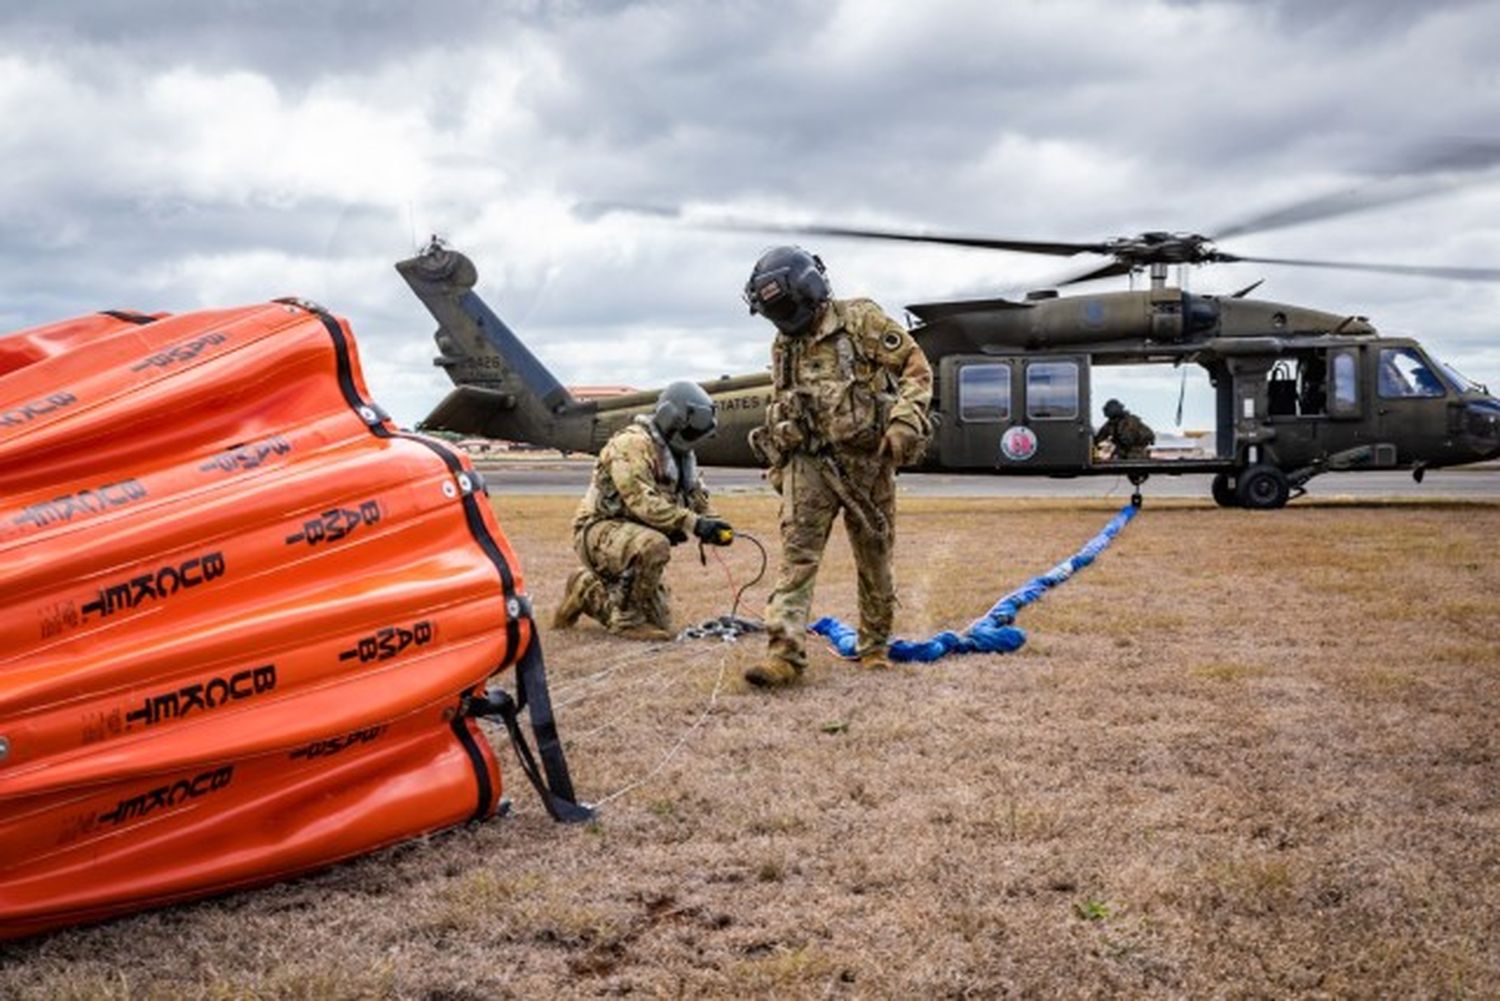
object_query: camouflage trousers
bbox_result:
[764,450,897,670]
[571,519,674,633]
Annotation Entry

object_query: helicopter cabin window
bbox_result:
[1330,349,1359,417]
[1378,347,1446,399]
[1026,361,1079,419]
[958,364,1011,422]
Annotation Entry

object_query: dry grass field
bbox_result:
[4,494,1499,998]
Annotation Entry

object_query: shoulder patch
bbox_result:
[881,331,903,351]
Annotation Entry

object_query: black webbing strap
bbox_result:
[468,626,593,823]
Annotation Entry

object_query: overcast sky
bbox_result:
[3,0,1499,431]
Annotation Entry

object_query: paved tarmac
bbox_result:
[475,457,1500,501]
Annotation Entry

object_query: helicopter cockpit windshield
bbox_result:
[1438,359,1490,396]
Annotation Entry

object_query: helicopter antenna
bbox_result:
[1175,366,1187,428]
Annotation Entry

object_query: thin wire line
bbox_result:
[553,641,720,712]
[591,649,731,810]
[547,639,676,702]
[562,655,705,746]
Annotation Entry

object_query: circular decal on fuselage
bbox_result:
[1000,425,1039,462]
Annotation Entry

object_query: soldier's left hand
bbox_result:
[693,516,734,546]
[877,420,924,466]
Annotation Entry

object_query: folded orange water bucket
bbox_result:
[0,300,586,941]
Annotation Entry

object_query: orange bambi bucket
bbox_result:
[0,300,586,941]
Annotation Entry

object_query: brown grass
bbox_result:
[4,495,1499,998]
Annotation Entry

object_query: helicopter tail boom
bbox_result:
[398,245,593,451]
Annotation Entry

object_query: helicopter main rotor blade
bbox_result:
[1218,252,1500,283]
[1052,259,1136,286]
[1211,139,1500,241]
[722,221,1110,258]
[575,202,1109,256]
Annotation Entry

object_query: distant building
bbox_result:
[455,437,503,455]
[1149,430,1215,459]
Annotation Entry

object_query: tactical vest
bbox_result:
[771,304,896,454]
[579,417,697,524]
[1115,414,1155,449]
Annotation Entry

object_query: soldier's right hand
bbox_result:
[692,516,734,546]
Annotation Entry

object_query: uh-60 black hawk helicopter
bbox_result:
[403,170,1500,510]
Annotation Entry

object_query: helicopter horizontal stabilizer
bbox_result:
[420,385,515,438]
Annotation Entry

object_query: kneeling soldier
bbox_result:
[1093,398,1155,460]
[554,381,733,640]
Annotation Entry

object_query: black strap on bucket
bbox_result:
[466,626,594,824]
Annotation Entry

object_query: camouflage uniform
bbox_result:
[564,416,711,635]
[1093,412,1156,460]
[753,298,933,674]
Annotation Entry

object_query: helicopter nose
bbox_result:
[1466,399,1500,459]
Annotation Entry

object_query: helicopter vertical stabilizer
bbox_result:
[398,244,592,451]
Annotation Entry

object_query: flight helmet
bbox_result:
[744,246,830,336]
[1103,399,1126,419]
[653,380,718,451]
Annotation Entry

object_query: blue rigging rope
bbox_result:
[810,501,1140,663]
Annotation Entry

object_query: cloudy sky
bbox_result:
[4,0,1500,431]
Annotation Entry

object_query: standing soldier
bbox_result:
[553,381,734,641]
[743,246,933,688]
[1093,398,1156,460]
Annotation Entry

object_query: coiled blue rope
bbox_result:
[810,501,1139,663]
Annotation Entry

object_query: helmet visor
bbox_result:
[676,403,718,444]
[747,274,799,324]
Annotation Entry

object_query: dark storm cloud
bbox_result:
[0,1,561,82]
[512,1,1500,239]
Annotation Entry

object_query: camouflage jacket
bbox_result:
[1094,413,1156,449]
[572,417,710,537]
[762,298,933,457]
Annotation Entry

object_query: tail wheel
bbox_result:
[1211,472,1239,508]
[1236,465,1291,510]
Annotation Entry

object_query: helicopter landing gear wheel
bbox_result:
[1211,472,1239,508]
[1236,465,1290,510]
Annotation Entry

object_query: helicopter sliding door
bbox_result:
[938,354,1091,471]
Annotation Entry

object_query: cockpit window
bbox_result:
[1378,347,1446,399]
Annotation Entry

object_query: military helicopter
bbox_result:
[405,164,1500,509]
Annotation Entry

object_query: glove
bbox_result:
[877,420,924,467]
[692,516,734,546]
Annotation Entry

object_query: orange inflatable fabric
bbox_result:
[0,299,585,941]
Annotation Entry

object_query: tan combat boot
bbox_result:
[606,607,675,642]
[551,569,591,629]
[744,657,802,689]
[857,650,892,671]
